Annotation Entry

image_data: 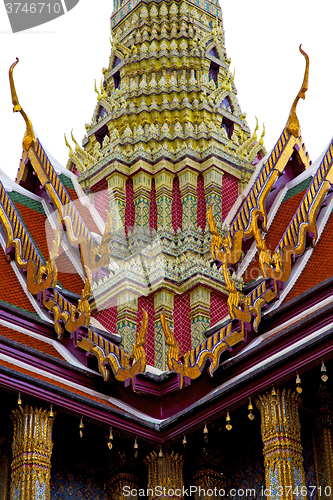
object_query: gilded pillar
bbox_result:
[10,405,55,500]
[193,450,225,500]
[107,451,138,500]
[155,170,174,231]
[256,388,306,500]
[133,171,152,227]
[154,290,174,371]
[313,383,333,500]
[178,168,199,229]
[108,172,127,231]
[203,167,223,228]
[190,287,211,349]
[145,450,184,499]
[117,292,138,354]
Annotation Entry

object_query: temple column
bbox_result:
[133,171,152,227]
[193,450,225,500]
[256,388,306,500]
[203,167,223,228]
[190,287,211,349]
[117,292,138,354]
[313,383,333,499]
[107,451,138,500]
[145,450,184,499]
[107,172,127,231]
[10,405,55,500]
[154,290,174,371]
[155,170,174,231]
[178,168,198,229]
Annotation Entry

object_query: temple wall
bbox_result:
[51,468,107,500]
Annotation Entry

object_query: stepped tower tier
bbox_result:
[65,0,265,370]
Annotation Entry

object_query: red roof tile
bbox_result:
[13,201,50,262]
[0,358,124,411]
[0,325,64,360]
[0,251,37,314]
[284,211,333,302]
[57,252,84,295]
[243,189,307,283]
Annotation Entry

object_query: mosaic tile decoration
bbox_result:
[172,176,182,233]
[149,178,157,231]
[51,470,107,500]
[226,435,266,500]
[302,432,318,500]
[91,178,109,223]
[222,173,239,222]
[197,174,207,231]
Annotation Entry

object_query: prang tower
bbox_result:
[66,0,265,370]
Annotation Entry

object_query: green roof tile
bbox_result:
[8,192,45,215]
[282,177,312,203]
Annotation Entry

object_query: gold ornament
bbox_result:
[17,393,22,406]
[296,372,302,393]
[79,417,84,438]
[321,361,328,382]
[226,411,232,431]
[203,422,208,443]
[248,397,254,420]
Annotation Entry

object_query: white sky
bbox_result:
[0,1,332,180]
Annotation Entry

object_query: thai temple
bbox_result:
[0,0,333,498]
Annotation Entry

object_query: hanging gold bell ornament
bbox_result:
[248,398,254,420]
[17,392,22,406]
[203,422,208,443]
[107,427,113,449]
[79,417,84,438]
[134,437,138,458]
[226,411,232,431]
[296,372,302,394]
[321,361,328,382]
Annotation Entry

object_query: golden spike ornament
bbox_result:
[94,79,102,101]
[9,58,35,152]
[286,45,309,137]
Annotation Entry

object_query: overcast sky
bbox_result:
[0,1,332,180]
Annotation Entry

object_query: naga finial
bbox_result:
[259,123,265,147]
[64,133,74,158]
[252,116,259,141]
[94,79,102,101]
[9,58,35,152]
[286,45,309,138]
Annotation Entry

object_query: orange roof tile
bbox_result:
[13,201,50,262]
[0,325,64,360]
[243,189,308,283]
[57,252,84,295]
[284,211,333,302]
[0,357,124,411]
[0,251,37,314]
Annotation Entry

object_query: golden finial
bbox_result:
[252,116,259,141]
[71,129,81,153]
[100,79,107,99]
[259,123,265,147]
[94,79,102,101]
[286,45,309,138]
[9,58,35,152]
[64,133,74,158]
